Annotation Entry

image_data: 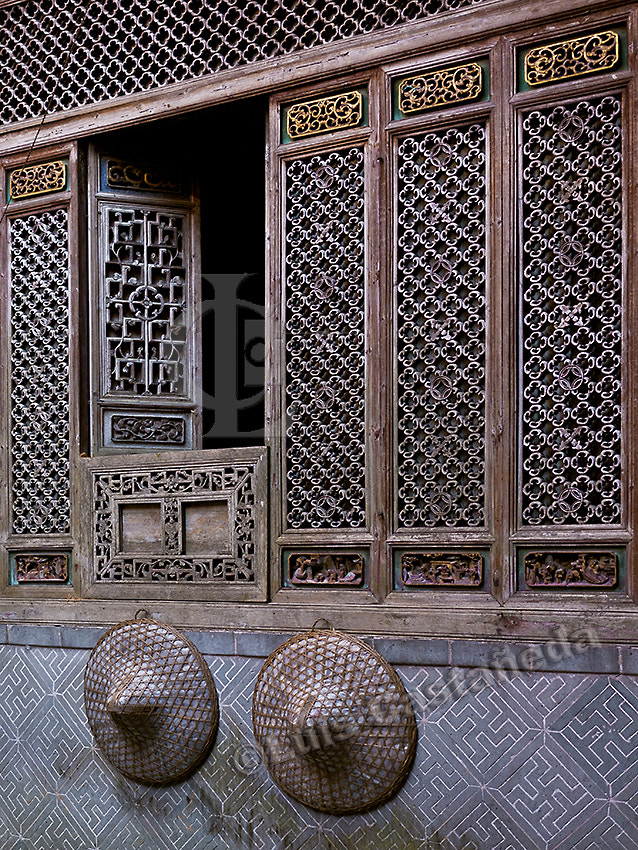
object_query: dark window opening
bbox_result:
[89,94,267,452]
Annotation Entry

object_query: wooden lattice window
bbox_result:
[87,149,201,452]
[268,19,633,617]
[0,6,635,638]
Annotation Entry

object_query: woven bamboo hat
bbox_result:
[84,614,218,785]
[252,623,417,814]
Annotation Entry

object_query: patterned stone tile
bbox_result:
[0,741,51,837]
[0,644,637,850]
[324,814,429,850]
[497,671,597,728]
[396,730,480,830]
[432,794,536,850]
[411,673,543,788]
[559,803,638,850]
[25,797,91,850]
[549,677,638,797]
[488,741,607,847]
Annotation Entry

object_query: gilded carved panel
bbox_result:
[285,91,364,140]
[8,160,67,201]
[524,31,620,87]
[397,63,483,114]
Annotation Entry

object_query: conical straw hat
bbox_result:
[252,624,417,813]
[84,615,218,784]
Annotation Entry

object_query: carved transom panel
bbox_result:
[110,414,186,445]
[10,209,71,535]
[14,553,69,583]
[101,206,189,397]
[395,125,487,528]
[284,148,367,530]
[285,91,363,140]
[106,160,181,194]
[524,31,620,87]
[400,552,483,587]
[397,63,483,114]
[8,160,67,201]
[287,553,364,587]
[90,452,265,583]
[520,96,622,525]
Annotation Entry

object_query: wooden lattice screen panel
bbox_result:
[0,0,493,126]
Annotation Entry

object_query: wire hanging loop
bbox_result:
[311,618,333,631]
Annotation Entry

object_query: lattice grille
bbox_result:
[520,96,623,525]
[0,0,492,127]
[10,209,71,535]
[395,125,487,528]
[284,148,367,530]
[92,462,260,582]
[101,206,188,397]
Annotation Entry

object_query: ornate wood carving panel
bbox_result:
[523,550,617,588]
[519,95,623,526]
[285,91,364,140]
[399,552,483,587]
[8,160,67,201]
[109,414,186,445]
[83,449,267,600]
[9,209,71,535]
[395,124,488,529]
[523,31,620,87]
[286,552,364,586]
[13,553,69,583]
[397,64,483,114]
[101,205,188,397]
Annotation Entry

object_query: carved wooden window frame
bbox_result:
[77,447,268,602]
[0,1,635,642]
[265,10,637,632]
[0,142,82,598]
[86,146,202,455]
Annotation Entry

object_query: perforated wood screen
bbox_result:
[0,0,491,126]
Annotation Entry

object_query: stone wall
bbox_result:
[0,626,636,849]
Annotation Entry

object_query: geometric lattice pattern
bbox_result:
[101,206,188,397]
[0,0,493,127]
[252,630,416,813]
[9,209,71,535]
[91,455,262,583]
[84,619,218,784]
[284,148,367,529]
[520,96,623,526]
[396,125,487,528]
[1,642,637,850]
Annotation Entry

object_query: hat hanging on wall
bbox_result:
[252,622,417,814]
[84,612,218,785]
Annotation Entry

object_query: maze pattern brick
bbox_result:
[0,644,636,849]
